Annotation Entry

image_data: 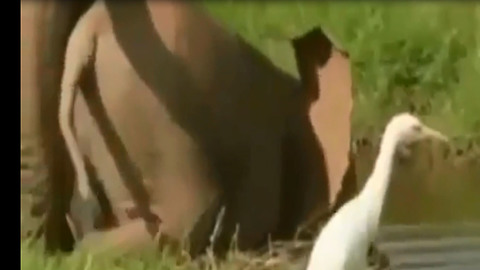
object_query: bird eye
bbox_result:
[412,125,422,132]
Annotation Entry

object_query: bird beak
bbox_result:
[421,125,448,142]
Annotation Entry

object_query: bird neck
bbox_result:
[358,135,397,228]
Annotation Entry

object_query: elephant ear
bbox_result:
[292,27,357,227]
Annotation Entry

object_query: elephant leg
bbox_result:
[83,157,119,231]
[66,151,120,242]
[35,155,110,248]
[77,215,181,256]
[215,130,282,254]
[39,0,96,253]
[67,157,106,241]
[77,220,157,255]
[79,67,160,237]
[187,194,224,257]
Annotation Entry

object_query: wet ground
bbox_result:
[377,224,480,270]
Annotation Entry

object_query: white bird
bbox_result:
[305,112,448,270]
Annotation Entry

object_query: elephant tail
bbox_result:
[59,5,98,201]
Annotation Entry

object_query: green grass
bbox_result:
[21,242,199,270]
[21,2,480,269]
[21,239,299,270]
[21,241,191,270]
[201,1,480,142]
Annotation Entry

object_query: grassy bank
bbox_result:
[21,240,299,270]
[202,2,480,143]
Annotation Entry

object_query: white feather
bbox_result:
[305,112,447,270]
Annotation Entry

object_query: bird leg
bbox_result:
[367,243,390,269]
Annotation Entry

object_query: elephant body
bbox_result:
[65,1,328,254]
[21,0,353,257]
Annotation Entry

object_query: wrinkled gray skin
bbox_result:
[23,0,331,257]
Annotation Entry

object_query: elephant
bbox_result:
[21,0,358,258]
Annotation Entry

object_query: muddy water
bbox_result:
[354,139,480,224]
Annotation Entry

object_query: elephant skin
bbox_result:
[22,0,356,257]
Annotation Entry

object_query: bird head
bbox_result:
[383,113,448,157]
